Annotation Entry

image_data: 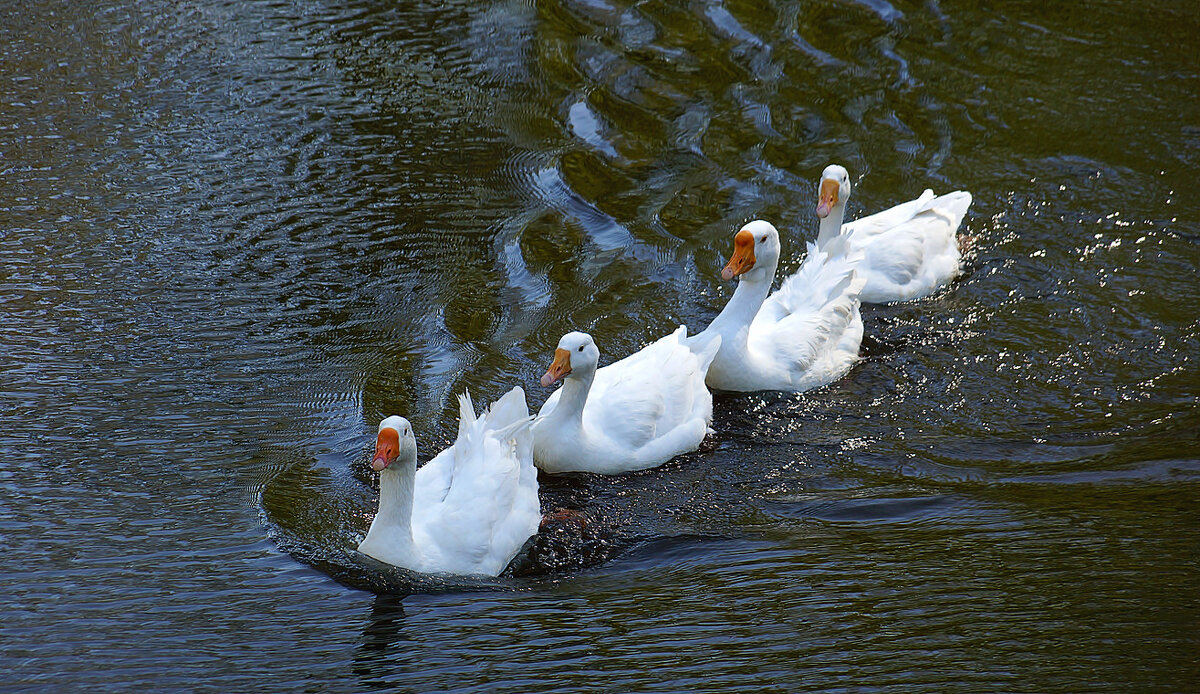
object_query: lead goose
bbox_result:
[816,164,973,303]
[692,219,866,392]
[532,327,720,474]
[357,387,540,577]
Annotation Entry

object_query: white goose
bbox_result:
[357,387,540,577]
[816,164,973,303]
[532,327,720,474]
[694,219,865,392]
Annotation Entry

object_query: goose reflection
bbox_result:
[353,592,413,685]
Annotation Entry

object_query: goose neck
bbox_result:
[707,269,772,340]
[370,458,417,551]
[553,369,595,423]
[817,202,847,249]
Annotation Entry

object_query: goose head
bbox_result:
[721,219,780,283]
[816,164,851,219]
[540,331,600,387]
[373,415,417,471]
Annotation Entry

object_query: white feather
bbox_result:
[532,326,720,474]
[357,387,540,577]
[696,220,865,393]
[817,165,972,303]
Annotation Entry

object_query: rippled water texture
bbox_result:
[2,0,1197,690]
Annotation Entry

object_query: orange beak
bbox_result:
[372,428,399,471]
[816,177,840,218]
[540,348,573,387]
[721,228,757,280]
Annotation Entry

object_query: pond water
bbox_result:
[2,0,1197,690]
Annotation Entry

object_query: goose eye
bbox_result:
[577,345,584,352]
[759,235,767,242]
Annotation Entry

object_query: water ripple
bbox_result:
[2,0,1198,690]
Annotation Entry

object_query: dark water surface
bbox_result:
[2,0,1197,690]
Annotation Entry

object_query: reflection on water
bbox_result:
[1,0,1197,690]
[354,593,410,683]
